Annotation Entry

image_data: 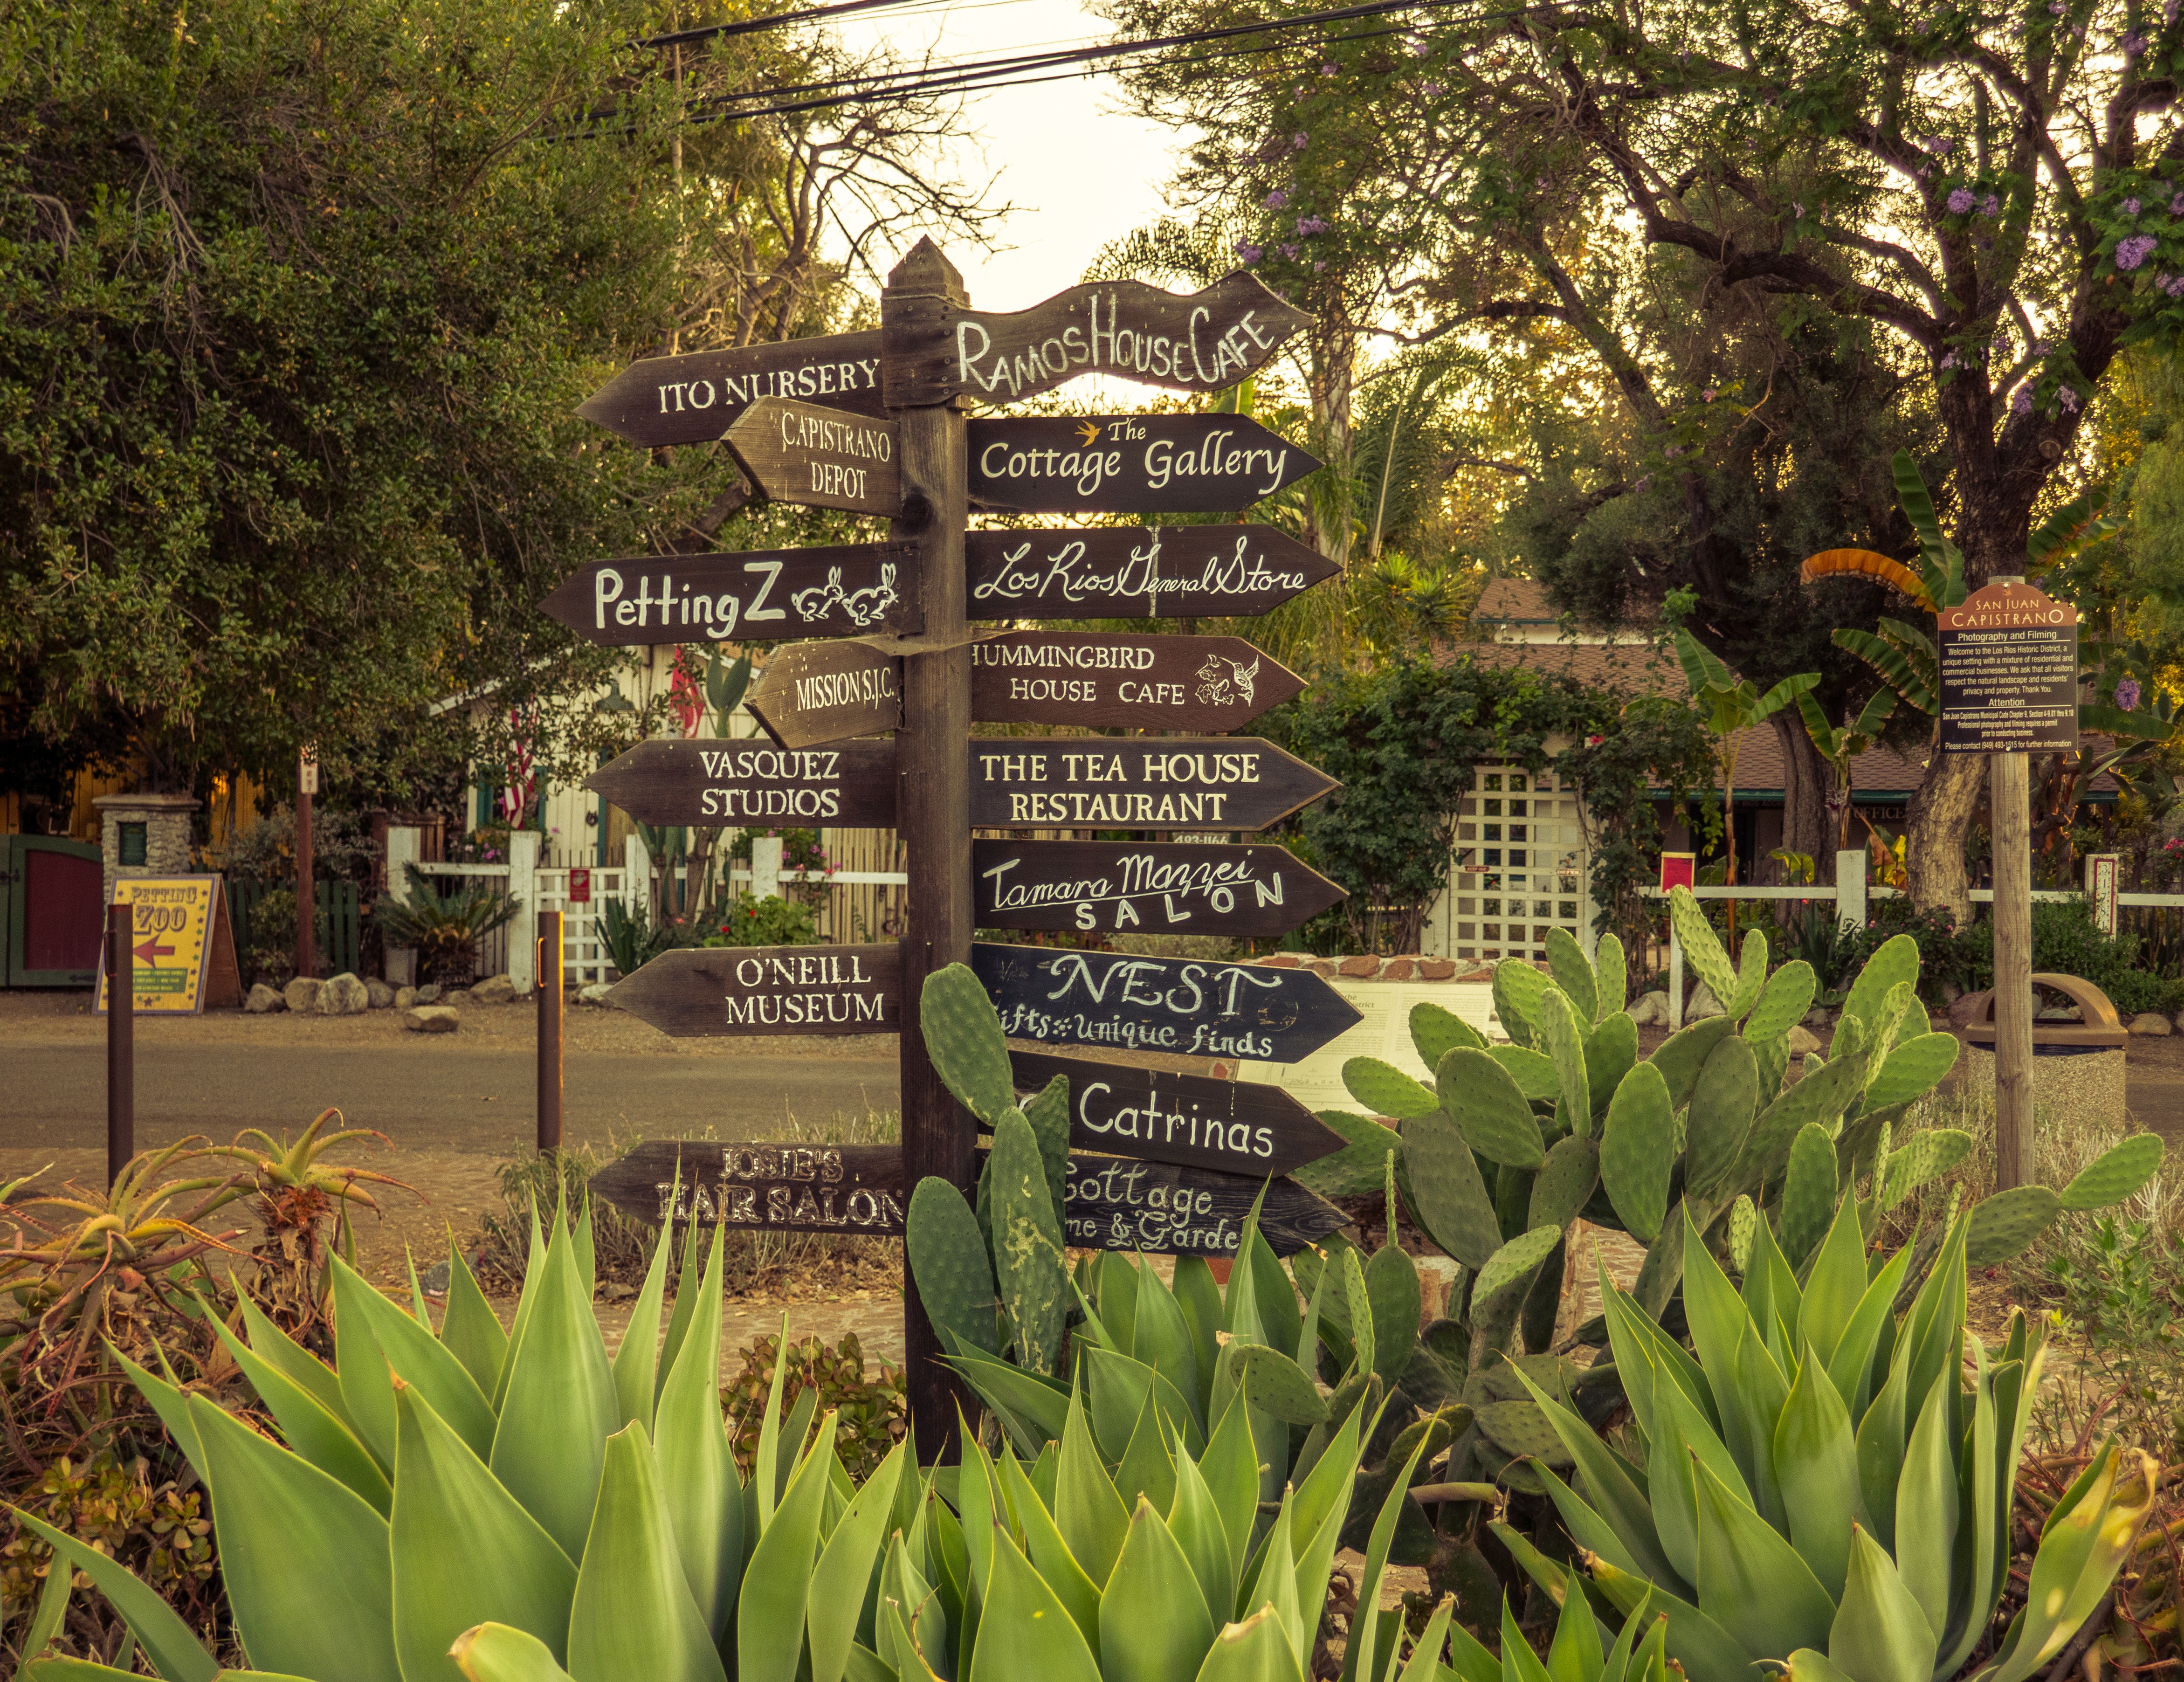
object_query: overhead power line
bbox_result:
[639,0,938,51]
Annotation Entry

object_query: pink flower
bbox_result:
[2012,388,2033,414]
[1702,387,1718,401]
[1983,194,2002,215]
[2059,386,2080,413]
[2118,677,2144,710]
[1947,187,1975,214]
[1585,734,1605,747]
[2117,232,2160,269]
[2126,197,2143,215]
[1234,241,1263,262]
[1263,189,1288,209]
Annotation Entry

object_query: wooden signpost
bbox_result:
[970,632,1300,731]
[1007,1049,1345,1179]
[883,272,1310,407]
[967,415,1319,514]
[575,331,888,447]
[573,242,1343,1450]
[973,839,1344,937]
[966,525,1338,620]
[971,941,1361,1063]
[747,641,903,750]
[606,944,900,1037]
[537,546,917,645]
[725,397,902,517]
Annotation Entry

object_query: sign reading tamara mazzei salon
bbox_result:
[1937,580,2080,754]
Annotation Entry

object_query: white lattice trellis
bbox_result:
[1447,766,1588,963]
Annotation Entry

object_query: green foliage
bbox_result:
[699,896,819,951]
[373,865,520,984]
[2045,1213,2184,1458]
[599,899,697,980]
[722,1333,906,1486]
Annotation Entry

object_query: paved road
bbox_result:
[0,1042,900,1155]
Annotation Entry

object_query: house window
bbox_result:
[118,822,147,867]
[1450,766,1587,964]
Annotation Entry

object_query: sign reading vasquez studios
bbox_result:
[1937,580,2081,753]
[967,415,1318,514]
[970,632,1300,731]
[725,397,901,516]
[537,545,916,645]
[965,525,1337,620]
[607,944,900,1037]
[973,840,1343,937]
[586,738,896,826]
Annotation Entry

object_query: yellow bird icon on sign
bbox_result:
[1075,421,1102,447]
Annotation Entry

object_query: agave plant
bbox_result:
[1495,1199,2158,1682]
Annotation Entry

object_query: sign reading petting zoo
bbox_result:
[93,876,242,1016]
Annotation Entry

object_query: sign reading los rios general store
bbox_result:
[537,545,915,646]
[1938,580,2081,753]
[965,525,1337,620]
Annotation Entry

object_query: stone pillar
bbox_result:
[95,793,200,910]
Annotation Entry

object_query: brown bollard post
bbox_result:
[537,909,564,1154]
[107,902,134,1184]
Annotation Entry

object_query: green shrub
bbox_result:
[701,894,818,948]
[722,1332,905,1484]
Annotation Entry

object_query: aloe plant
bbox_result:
[1495,1199,2157,1682]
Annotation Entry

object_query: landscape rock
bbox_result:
[1310,961,1337,979]
[2129,1012,2173,1036]
[1628,991,1669,1027]
[1338,955,1379,978]
[1685,983,1725,1020]
[441,988,470,1008]
[282,977,322,1014]
[1948,991,1990,1030]
[469,974,518,1006]
[403,1006,460,1034]
[1787,1025,1823,1056]
[317,972,370,1015]
[1382,958,1416,980]
[244,982,285,1014]
[364,977,396,1009]
[394,986,417,1010]
[413,983,442,1004]
[1257,953,1301,969]
[1805,1007,1833,1027]
[1419,958,1456,980]
[577,982,615,1007]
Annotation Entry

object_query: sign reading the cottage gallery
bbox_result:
[883,272,1310,407]
[1061,1157,1346,1258]
[575,331,888,448]
[967,415,1318,514]
[970,632,1300,731]
[1938,581,2081,753]
[966,525,1337,620]
[605,944,899,1037]
[537,545,916,646]
[724,397,901,517]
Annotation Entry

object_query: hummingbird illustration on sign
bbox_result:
[1075,420,1102,447]
[1194,654,1261,707]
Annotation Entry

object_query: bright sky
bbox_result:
[829,0,1191,313]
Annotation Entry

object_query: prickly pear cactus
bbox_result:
[920,961,1015,1123]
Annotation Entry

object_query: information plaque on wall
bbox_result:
[1937,581,2080,753]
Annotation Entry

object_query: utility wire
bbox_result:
[639,0,942,50]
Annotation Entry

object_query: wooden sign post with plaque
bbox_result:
[724,397,902,517]
[1939,578,2081,1190]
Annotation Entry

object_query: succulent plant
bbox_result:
[1496,1199,2158,1682]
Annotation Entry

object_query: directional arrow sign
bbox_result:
[606,945,900,1037]
[575,331,886,448]
[724,397,900,516]
[1007,1049,1346,1180]
[972,941,1361,1064]
[966,525,1338,620]
[968,738,1336,831]
[585,738,897,827]
[968,414,1319,514]
[1059,1156,1347,1258]
[747,641,903,750]
[537,545,918,646]
[973,839,1344,938]
[971,631,1301,731]
[589,735,1337,831]
[883,272,1311,407]
[133,936,178,965]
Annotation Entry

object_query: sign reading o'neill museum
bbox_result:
[1937,580,2080,754]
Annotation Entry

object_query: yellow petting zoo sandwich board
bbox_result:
[94,876,243,1014]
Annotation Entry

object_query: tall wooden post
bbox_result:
[884,238,975,1456]
[538,909,565,1154]
[1991,747,2034,1188]
[296,747,317,980]
[107,902,134,1185]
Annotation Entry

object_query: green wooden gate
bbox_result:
[1,835,104,986]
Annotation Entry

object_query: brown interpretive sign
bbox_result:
[724,397,901,516]
[883,272,1310,407]
[586,738,897,827]
[1938,581,2081,753]
[973,839,1344,937]
[748,641,904,750]
[575,331,887,448]
[590,1141,908,1235]
[970,632,1301,731]
[967,414,1319,515]
[536,545,916,646]
[1006,1049,1346,1180]
[966,525,1339,620]
[606,944,900,1037]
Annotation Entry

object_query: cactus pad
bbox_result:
[1750,1032,1791,1107]
[1364,1241,1422,1383]
[1228,1343,1330,1425]
[1965,1185,2063,1267]
[1682,1035,1759,1201]
[1488,1045,1561,1102]
[1536,986,1594,1137]
[1779,1123,1840,1266]
[1593,933,1628,1024]
[1738,1052,1868,1190]
[989,1108,1068,1372]
[920,963,1014,1124]
[2059,1132,2167,1212]
[1879,1126,1972,1212]
[1545,928,1598,1023]
[1865,1032,1960,1110]
[1294,1110,1403,1197]
[906,1177,1000,1355]
[1436,1048,1547,1168]
[1493,959,1548,1049]
[1341,1056,1440,1119]
[1476,1399,1573,1466]
[1744,960,1818,1044]
[1528,1136,1600,1233]
[1727,1196,1757,1273]
[1022,1075,1072,1215]
[1648,1015,1737,1110]
[1840,934,1919,1042]
[1667,887,1741,1012]
[1472,1225,1563,1306]
[1402,1111,1503,1268]
[1409,1001,1487,1068]
[1598,1061,1675,1241]
[1729,926,1769,1019]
